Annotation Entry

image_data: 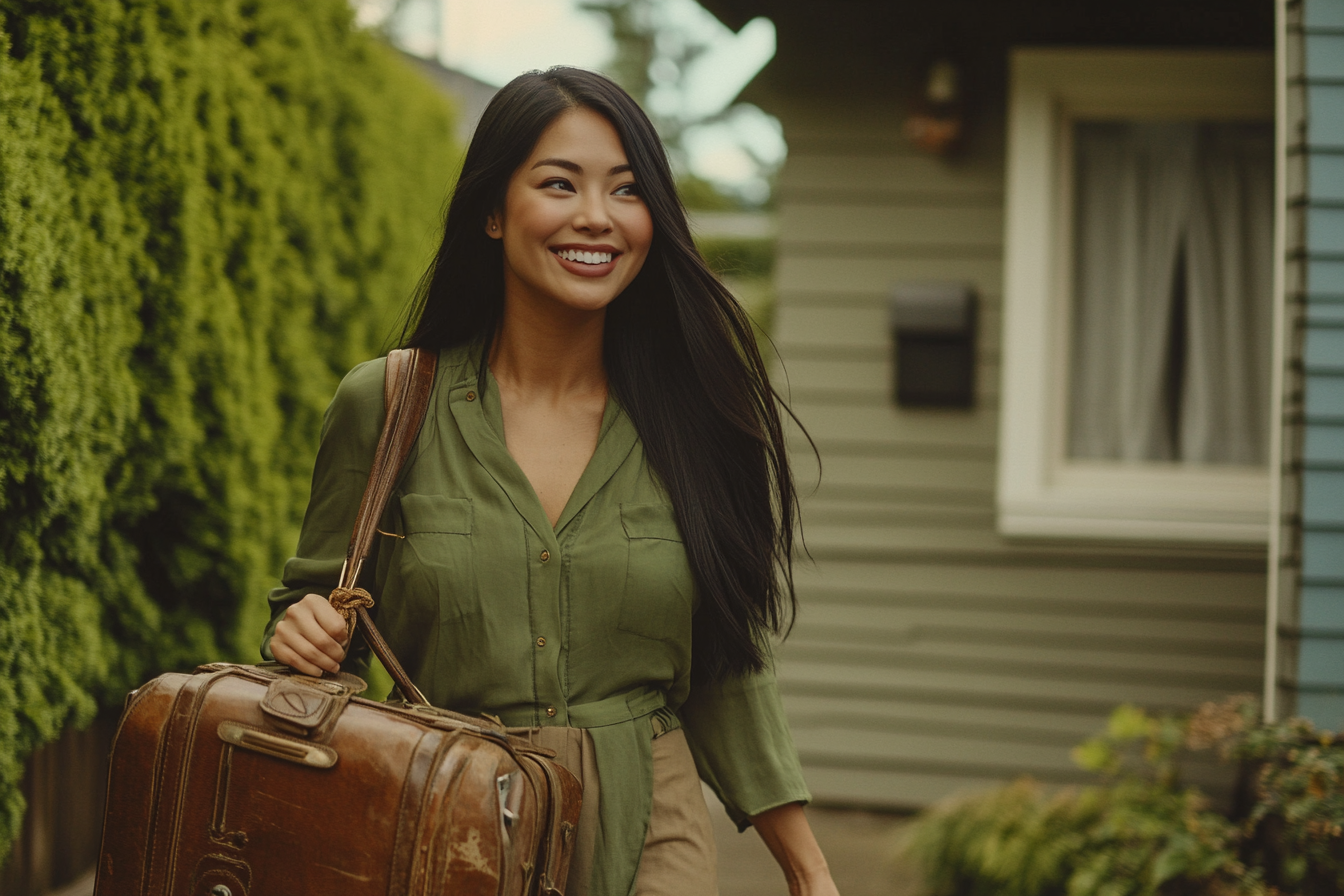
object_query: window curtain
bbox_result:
[1067,121,1274,465]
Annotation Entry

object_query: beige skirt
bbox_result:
[506,723,720,896]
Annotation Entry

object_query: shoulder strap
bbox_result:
[328,347,438,705]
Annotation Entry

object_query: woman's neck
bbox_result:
[488,298,608,401]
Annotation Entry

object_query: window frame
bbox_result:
[997,48,1276,544]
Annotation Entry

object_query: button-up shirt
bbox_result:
[262,343,809,895]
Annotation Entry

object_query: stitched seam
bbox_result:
[527,523,540,728]
[165,675,220,892]
[388,730,433,896]
[142,681,190,892]
[559,508,586,702]
[414,731,463,893]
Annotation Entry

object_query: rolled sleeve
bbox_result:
[678,661,811,831]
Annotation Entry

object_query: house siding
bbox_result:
[770,102,1267,808]
[1294,0,1344,728]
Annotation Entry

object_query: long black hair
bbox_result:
[402,67,804,681]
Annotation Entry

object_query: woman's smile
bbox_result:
[551,243,620,276]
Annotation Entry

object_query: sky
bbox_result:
[353,0,786,200]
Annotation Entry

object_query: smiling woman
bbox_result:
[483,108,654,526]
[261,67,837,896]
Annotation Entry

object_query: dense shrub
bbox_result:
[695,235,775,280]
[0,0,459,858]
[904,697,1344,896]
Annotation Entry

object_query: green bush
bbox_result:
[903,697,1344,896]
[0,0,458,859]
[695,235,775,280]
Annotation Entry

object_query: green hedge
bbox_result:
[0,0,459,858]
[695,236,775,280]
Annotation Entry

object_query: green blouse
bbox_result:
[261,343,810,896]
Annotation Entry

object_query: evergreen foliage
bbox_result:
[0,0,458,859]
[695,236,774,280]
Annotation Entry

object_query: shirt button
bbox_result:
[545,706,557,718]
[536,637,546,648]
[539,550,550,562]
[465,391,476,402]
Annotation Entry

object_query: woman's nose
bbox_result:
[572,194,612,234]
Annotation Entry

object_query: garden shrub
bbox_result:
[0,0,459,860]
[695,235,775,280]
[903,697,1344,896]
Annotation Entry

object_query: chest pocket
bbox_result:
[395,494,478,626]
[617,503,695,643]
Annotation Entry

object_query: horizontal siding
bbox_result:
[795,561,1266,611]
[792,595,1264,650]
[1294,7,1344,731]
[771,104,1265,809]
[784,359,1000,401]
[783,151,1005,197]
[799,458,995,497]
[777,304,1003,350]
[784,401,999,449]
[780,203,1004,249]
[778,256,1005,297]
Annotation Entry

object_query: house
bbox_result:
[696,0,1342,808]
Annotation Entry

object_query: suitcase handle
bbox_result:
[217,721,338,768]
[327,347,438,706]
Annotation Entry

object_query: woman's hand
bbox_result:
[749,802,841,896]
[269,593,349,676]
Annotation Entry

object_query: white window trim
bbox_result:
[998,48,1276,544]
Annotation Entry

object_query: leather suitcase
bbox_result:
[95,348,582,896]
[95,660,581,896]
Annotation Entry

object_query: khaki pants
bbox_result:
[507,725,720,896]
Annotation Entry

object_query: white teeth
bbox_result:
[556,249,613,264]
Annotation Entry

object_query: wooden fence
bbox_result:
[0,715,115,896]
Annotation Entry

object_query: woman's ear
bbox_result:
[485,214,502,240]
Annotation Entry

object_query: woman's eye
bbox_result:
[614,183,640,197]
[542,178,575,192]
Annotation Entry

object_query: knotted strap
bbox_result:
[329,586,374,641]
[328,347,437,706]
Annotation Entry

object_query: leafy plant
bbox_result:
[903,696,1344,896]
[1237,715,1344,893]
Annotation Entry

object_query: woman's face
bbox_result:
[488,107,653,318]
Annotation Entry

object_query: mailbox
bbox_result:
[889,282,976,408]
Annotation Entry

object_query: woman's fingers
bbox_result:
[271,634,335,677]
[273,593,350,675]
[299,592,352,644]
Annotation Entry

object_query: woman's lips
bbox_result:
[550,247,620,277]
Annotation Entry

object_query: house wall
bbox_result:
[724,0,1277,806]
[1293,0,1344,728]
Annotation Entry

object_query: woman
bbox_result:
[262,67,838,896]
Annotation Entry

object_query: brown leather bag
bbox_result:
[94,348,583,896]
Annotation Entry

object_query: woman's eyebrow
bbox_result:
[530,158,633,176]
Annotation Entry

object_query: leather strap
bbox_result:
[328,347,438,705]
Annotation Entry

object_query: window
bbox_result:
[997,49,1275,543]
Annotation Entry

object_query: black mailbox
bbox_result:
[889,282,976,408]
